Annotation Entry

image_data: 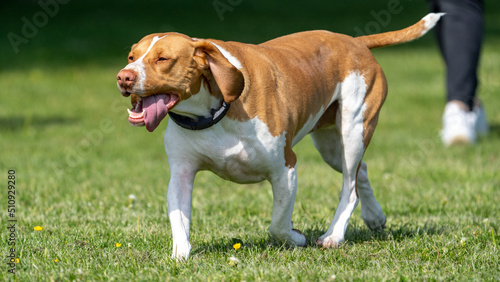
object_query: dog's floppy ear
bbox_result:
[193,41,244,103]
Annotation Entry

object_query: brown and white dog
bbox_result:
[117,13,443,259]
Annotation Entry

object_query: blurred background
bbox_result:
[1,0,498,69]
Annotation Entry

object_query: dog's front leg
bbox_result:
[268,166,307,247]
[167,166,196,259]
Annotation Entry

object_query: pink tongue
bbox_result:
[143,94,170,132]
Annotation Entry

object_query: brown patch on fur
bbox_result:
[361,66,388,149]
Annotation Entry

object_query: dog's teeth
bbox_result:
[127,108,145,118]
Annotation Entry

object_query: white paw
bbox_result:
[315,234,343,248]
[291,228,307,247]
[172,241,191,260]
[361,210,387,230]
[270,228,307,247]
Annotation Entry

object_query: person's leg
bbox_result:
[433,0,484,110]
[430,0,488,145]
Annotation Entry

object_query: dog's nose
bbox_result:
[117,69,137,89]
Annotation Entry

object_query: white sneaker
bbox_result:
[441,101,476,146]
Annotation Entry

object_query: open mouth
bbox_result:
[128,94,179,132]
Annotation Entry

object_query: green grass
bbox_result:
[1,0,500,280]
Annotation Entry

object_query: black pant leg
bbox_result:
[429,0,484,109]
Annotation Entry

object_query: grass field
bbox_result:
[1,0,499,280]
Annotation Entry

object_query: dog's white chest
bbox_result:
[164,117,287,184]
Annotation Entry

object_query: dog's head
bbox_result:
[117,32,244,132]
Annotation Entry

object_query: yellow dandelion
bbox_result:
[54,259,59,262]
[233,243,241,250]
[15,258,20,264]
[34,226,44,231]
[116,243,122,248]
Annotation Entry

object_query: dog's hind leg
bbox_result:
[357,162,386,230]
[313,73,383,248]
[355,67,388,231]
[311,126,386,231]
[312,125,362,247]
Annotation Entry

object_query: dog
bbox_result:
[116,13,443,259]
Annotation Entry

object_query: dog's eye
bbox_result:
[157,57,169,62]
[128,56,134,62]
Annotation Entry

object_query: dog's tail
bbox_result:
[356,13,445,49]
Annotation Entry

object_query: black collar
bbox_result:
[167,101,230,130]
